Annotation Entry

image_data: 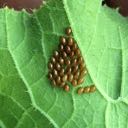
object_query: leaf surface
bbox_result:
[0,0,128,128]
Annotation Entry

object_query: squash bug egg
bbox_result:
[78,56,84,64]
[77,87,84,94]
[72,58,77,66]
[48,62,54,70]
[60,36,66,45]
[60,44,64,51]
[60,68,65,76]
[74,71,80,80]
[68,74,74,82]
[83,87,90,93]
[70,51,74,57]
[68,37,74,46]
[64,85,70,92]
[52,80,57,86]
[90,85,96,93]
[72,80,77,86]
[65,59,71,66]
[72,43,78,51]
[66,66,72,75]
[51,57,56,64]
[59,57,64,65]
[65,27,72,35]
[53,69,58,77]
[77,78,84,85]
[48,72,53,80]
[65,45,71,54]
[79,63,85,71]
[56,63,61,71]
[80,68,87,78]
[60,82,66,87]
[72,65,79,74]
[56,76,61,85]
[54,51,59,58]
[75,48,81,56]
[62,51,67,58]
[62,74,68,82]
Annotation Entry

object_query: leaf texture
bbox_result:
[0,0,128,128]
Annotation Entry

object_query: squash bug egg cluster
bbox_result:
[48,27,96,94]
[77,85,96,94]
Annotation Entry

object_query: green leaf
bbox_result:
[0,0,128,128]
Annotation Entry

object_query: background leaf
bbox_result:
[0,0,128,128]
